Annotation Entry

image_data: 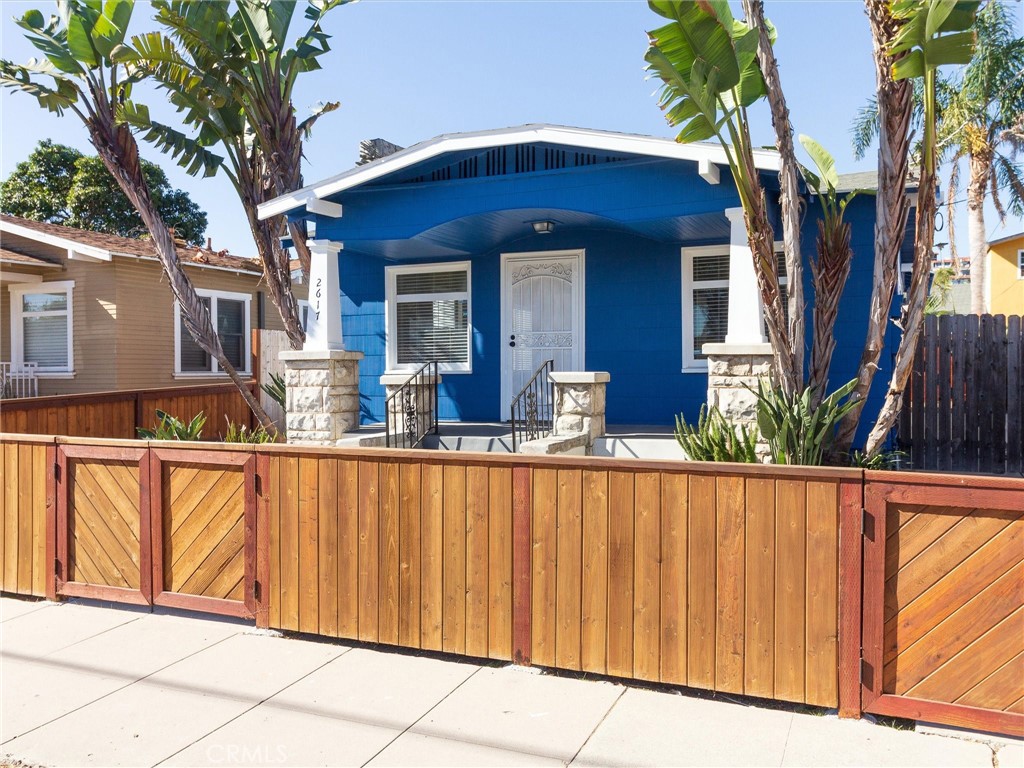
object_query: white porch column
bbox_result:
[305,239,345,351]
[723,206,767,345]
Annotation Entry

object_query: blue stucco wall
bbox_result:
[313,154,905,450]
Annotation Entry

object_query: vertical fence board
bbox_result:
[337,459,359,640]
[660,472,688,686]
[805,481,839,707]
[399,461,422,649]
[487,466,512,660]
[379,460,400,646]
[17,444,34,591]
[442,464,467,655]
[775,479,807,702]
[937,314,951,471]
[924,315,938,471]
[466,465,490,658]
[607,470,635,678]
[531,467,558,666]
[420,462,444,651]
[298,457,319,635]
[317,458,339,637]
[632,472,661,681]
[268,455,281,628]
[715,474,745,694]
[1008,316,1022,470]
[581,469,609,675]
[280,455,300,631]
[358,460,380,643]
[555,469,583,671]
[4,443,18,588]
[744,477,776,699]
[688,474,716,690]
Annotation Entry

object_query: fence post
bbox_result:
[44,441,58,601]
[133,391,144,437]
[512,465,532,665]
[255,452,271,628]
[837,475,864,719]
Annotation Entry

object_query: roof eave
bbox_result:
[257,124,782,221]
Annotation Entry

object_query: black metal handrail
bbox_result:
[385,361,439,449]
[510,359,555,452]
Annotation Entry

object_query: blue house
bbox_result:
[260,125,910,448]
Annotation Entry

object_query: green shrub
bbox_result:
[674,404,759,463]
[849,449,907,470]
[262,372,286,410]
[137,409,205,441]
[752,378,858,465]
[222,418,276,444]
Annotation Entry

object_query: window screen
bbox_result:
[19,288,71,369]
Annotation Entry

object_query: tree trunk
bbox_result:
[834,0,913,454]
[808,218,854,403]
[967,152,990,314]
[743,0,805,388]
[86,111,275,430]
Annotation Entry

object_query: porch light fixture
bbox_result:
[531,220,555,235]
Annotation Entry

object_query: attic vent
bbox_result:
[401,147,629,184]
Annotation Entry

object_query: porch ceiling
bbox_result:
[340,207,730,260]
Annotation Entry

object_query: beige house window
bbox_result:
[9,281,74,375]
[174,289,251,376]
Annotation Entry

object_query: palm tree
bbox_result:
[115,0,349,350]
[850,0,1023,316]
[939,0,1024,313]
[0,1,274,427]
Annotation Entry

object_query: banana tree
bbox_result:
[862,0,979,456]
[645,0,799,397]
[799,135,871,405]
[0,0,274,427]
[113,0,349,350]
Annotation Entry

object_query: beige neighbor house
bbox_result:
[0,214,307,397]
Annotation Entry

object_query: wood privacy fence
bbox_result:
[0,382,257,439]
[2,434,1021,737]
[899,314,1023,475]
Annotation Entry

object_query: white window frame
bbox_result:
[174,288,251,377]
[681,246,729,371]
[385,260,472,374]
[1018,249,1024,279]
[9,280,75,376]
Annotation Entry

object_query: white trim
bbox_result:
[384,260,473,375]
[8,279,75,373]
[681,245,729,372]
[306,199,343,218]
[257,124,782,219]
[0,220,111,260]
[499,249,586,413]
[698,157,720,185]
[0,271,43,284]
[174,288,252,376]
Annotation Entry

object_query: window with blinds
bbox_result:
[176,291,250,374]
[684,249,730,368]
[387,263,471,372]
[11,283,73,372]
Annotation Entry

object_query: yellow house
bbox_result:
[988,231,1024,315]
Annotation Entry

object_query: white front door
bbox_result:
[500,250,585,415]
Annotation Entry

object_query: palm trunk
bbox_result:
[86,106,274,429]
[967,152,990,314]
[743,0,805,388]
[834,0,913,454]
[808,218,853,403]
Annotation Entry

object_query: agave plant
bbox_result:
[753,379,859,465]
[674,405,759,463]
[137,409,205,441]
[261,372,286,410]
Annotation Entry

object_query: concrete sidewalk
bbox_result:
[0,596,1012,768]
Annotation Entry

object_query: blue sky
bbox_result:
[2,0,1021,257]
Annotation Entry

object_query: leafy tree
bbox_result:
[113,0,349,350]
[2,141,208,243]
[0,139,82,223]
[0,0,273,427]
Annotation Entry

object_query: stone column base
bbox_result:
[280,349,363,444]
[550,372,610,452]
[702,342,773,456]
[380,373,442,444]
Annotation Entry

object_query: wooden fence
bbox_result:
[0,382,257,440]
[899,314,1023,475]
[2,434,1021,737]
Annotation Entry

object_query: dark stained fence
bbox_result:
[898,314,1023,475]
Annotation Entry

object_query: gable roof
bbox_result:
[257,123,783,220]
[0,215,262,274]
